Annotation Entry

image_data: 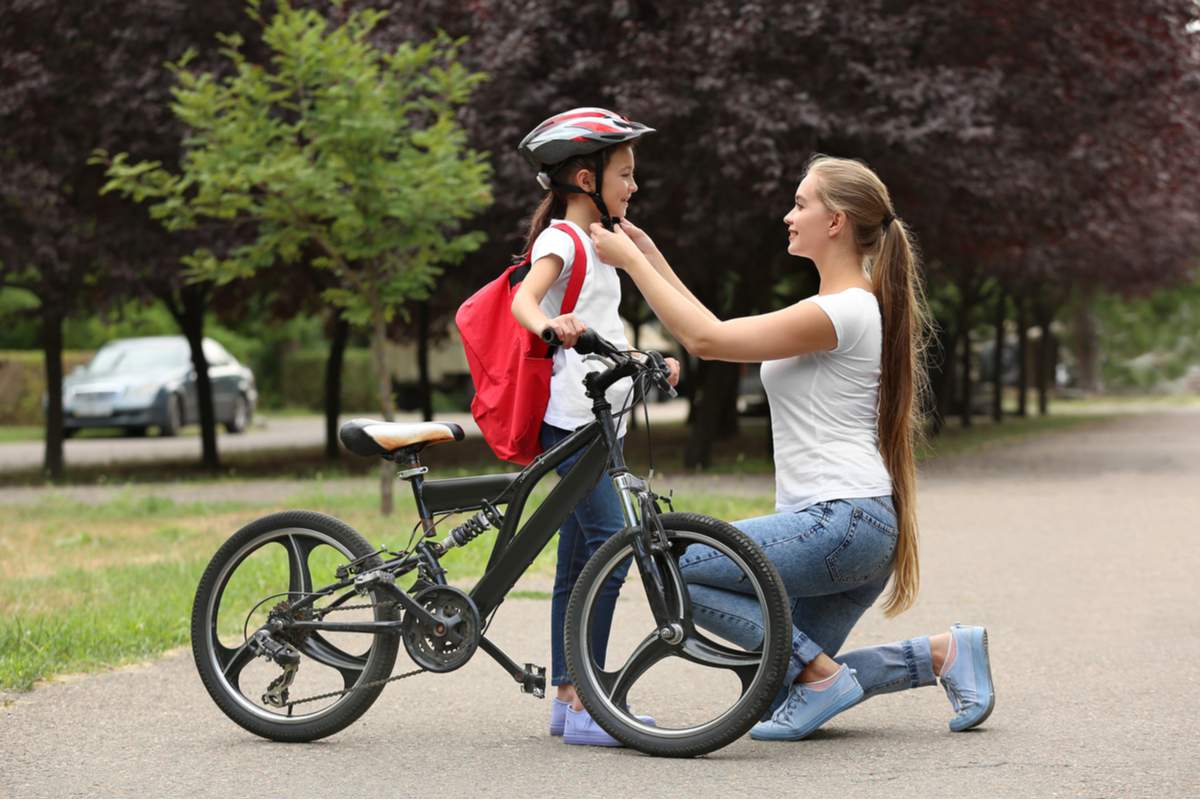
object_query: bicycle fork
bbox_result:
[612,473,683,636]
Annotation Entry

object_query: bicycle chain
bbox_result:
[282,665,427,708]
[269,599,428,708]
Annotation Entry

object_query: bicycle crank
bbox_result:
[401,585,481,673]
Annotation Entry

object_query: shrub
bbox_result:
[0,351,93,425]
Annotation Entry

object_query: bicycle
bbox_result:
[191,330,791,757]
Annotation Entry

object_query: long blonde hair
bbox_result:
[806,155,932,617]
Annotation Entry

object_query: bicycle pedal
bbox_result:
[521,663,546,699]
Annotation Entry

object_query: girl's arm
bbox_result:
[511,255,588,347]
[591,224,836,363]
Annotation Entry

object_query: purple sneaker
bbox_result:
[562,705,657,747]
[549,697,570,737]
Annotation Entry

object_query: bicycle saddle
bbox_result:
[339,418,465,458]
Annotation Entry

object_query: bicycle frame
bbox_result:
[272,382,669,695]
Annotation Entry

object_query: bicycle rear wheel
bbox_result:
[191,510,400,742]
[565,512,791,757]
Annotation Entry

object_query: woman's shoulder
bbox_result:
[808,287,880,353]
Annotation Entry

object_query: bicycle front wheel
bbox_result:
[565,512,791,757]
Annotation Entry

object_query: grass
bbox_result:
[0,484,776,692]
[0,426,124,443]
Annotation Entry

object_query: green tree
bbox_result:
[97,0,492,512]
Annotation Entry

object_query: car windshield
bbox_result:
[88,341,189,374]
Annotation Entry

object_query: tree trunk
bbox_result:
[992,288,1005,423]
[958,287,974,428]
[324,314,350,462]
[927,317,955,436]
[371,307,395,515]
[1073,294,1102,394]
[629,313,643,431]
[41,306,65,480]
[416,300,433,421]
[685,357,702,426]
[166,285,219,470]
[1016,296,1029,417]
[683,361,740,469]
[1035,304,1054,416]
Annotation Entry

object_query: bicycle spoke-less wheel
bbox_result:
[191,510,400,742]
[566,512,791,757]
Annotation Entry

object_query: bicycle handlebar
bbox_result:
[540,327,677,399]
[540,327,617,357]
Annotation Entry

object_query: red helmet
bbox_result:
[518,107,654,187]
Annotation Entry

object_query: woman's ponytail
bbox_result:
[808,155,932,617]
[872,217,930,617]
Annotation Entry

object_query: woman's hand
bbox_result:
[543,313,587,348]
[618,218,657,255]
[589,222,645,270]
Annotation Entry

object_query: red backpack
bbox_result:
[455,222,587,464]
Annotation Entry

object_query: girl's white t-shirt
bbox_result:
[760,287,893,511]
[530,219,633,437]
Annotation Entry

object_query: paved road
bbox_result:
[0,402,694,474]
[3,411,1200,796]
[0,412,480,474]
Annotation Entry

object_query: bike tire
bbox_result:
[565,512,791,758]
[191,510,400,742]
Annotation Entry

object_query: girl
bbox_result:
[510,108,679,747]
[590,155,994,742]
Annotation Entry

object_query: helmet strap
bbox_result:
[544,154,619,231]
[589,153,617,231]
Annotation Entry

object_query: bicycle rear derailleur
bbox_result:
[247,629,301,707]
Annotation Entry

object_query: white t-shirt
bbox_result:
[759,287,893,511]
[530,219,633,437]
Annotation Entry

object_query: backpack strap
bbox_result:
[550,222,587,315]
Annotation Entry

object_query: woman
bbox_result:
[589,155,994,741]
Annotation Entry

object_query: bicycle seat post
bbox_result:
[394,450,435,537]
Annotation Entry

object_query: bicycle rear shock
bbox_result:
[434,501,504,553]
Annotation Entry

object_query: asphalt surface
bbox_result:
[0,403,694,475]
[2,410,1199,797]
[0,412,480,474]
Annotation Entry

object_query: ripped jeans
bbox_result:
[679,496,937,702]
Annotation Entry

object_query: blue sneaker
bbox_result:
[750,666,864,741]
[562,705,656,747]
[940,624,995,732]
[549,697,571,736]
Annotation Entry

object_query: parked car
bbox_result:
[61,336,257,437]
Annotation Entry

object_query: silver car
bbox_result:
[62,336,257,437]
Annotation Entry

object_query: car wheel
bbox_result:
[225,394,250,434]
[123,426,148,437]
[161,395,183,437]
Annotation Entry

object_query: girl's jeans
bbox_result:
[680,496,937,703]
[541,423,631,687]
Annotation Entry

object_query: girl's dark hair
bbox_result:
[518,142,634,259]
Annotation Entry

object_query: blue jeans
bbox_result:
[541,423,632,686]
[679,496,937,704]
